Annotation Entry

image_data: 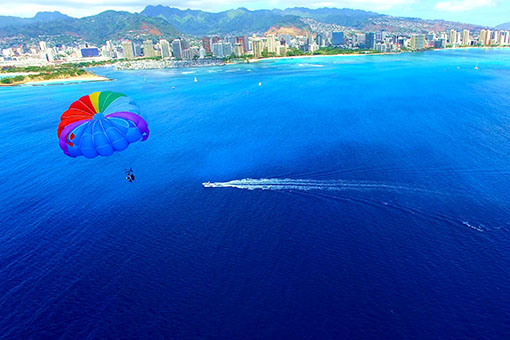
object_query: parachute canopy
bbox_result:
[57,91,149,158]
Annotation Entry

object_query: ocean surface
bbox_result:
[0,48,509,339]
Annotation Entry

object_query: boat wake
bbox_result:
[202,178,433,194]
[202,178,488,232]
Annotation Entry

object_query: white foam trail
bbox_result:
[202,178,432,194]
[462,221,484,232]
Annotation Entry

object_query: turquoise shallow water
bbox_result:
[0,49,509,339]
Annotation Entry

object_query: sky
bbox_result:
[0,0,508,26]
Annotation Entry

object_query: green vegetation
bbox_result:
[0,63,94,85]
[286,48,307,56]
[141,6,308,35]
[313,46,373,55]
[261,49,277,58]
[223,54,249,63]
[0,55,167,85]
[0,11,180,46]
[0,75,25,84]
[284,46,378,58]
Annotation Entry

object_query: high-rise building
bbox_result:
[133,44,142,57]
[121,40,135,59]
[243,36,250,52]
[463,30,470,46]
[252,38,264,58]
[332,32,345,46]
[480,29,492,45]
[315,32,328,47]
[266,34,277,53]
[501,31,510,46]
[234,43,244,57]
[479,30,487,45]
[212,42,222,57]
[171,39,182,59]
[277,43,287,56]
[180,39,190,50]
[199,46,206,59]
[159,39,171,58]
[354,33,365,47]
[143,40,155,57]
[202,37,211,53]
[410,34,426,50]
[365,32,376,50]
[449,29,457,45]
[491,31,499,45]
[39,41,47,51]
[80,47,99,57]
[182,48,192,60]
[190,47,200,59]
[486,30,493,45]
[434,38,447,49]
[236,37,246,52]
[105,40,114,58]
[375,43,387,52]
[222,42,232,57]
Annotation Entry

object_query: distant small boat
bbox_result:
[258,82,262,86]
[474,62,479,70]
[194,77,198,82]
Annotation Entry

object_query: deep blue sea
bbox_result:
[1,48,509,339]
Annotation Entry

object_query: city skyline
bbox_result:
[1,1,508,27]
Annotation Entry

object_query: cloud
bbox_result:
[434,0,496,11]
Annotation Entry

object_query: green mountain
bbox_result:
[141,5,308,35]
[0,6,492,47]
[0,11,180,45]
[276,7,381,29]
[0,11,71,28]
[142,5,487,35]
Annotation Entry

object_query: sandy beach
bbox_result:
[22,74,111,86]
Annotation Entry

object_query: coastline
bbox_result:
[23,75,111,86]
[247,46,510,63]
[0,74,111,87]
[247,51,401,63]
[2,46,508,82]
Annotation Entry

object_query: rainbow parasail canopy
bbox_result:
[57,91,149,158]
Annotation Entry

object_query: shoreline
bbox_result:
[247,51,401,63]
[247,46,510,63]
[2,46,508,83]
[23,75,111,86]
[0,74,111,87]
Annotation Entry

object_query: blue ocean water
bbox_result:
[0,48,509,339]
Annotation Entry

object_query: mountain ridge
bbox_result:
[496,22,510,30]
[0,11,72,28]
[0,11,180,46]
[140,5,308,35]
[0,6,497,47]
[141,5,488,35]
